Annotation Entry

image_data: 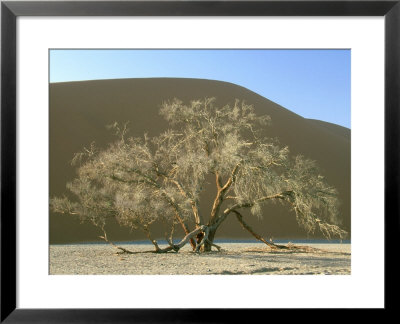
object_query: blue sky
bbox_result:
[50,49,350,128]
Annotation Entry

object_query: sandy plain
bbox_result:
[50,242,350,275]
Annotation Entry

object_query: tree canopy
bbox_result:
[51,98,347,253]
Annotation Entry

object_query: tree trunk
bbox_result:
[203,227,217,252]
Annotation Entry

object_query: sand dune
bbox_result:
[306,119,351,141]
[50,78,350,243]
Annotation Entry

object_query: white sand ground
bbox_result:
[50,242,350,275]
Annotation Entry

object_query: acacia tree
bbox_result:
[51,98,347,253]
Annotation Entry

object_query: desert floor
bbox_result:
[49,242,350,275]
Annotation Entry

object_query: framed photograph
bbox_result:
[1,0,398,321]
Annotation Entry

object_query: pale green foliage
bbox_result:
[50,177,114,229]
[232,142,290,205]
[51,97,347,242]
[160,98,270,178]
[283,156,341,234]
[51,127,193,235]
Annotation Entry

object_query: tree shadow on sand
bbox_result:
[215,266,297,275]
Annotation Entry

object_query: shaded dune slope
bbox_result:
[50,78,350,243]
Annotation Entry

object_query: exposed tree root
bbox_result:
[99,227,136,254]
[280,242,325,253]
[174,215,196,250]
[143,225,214,253]
[101,225,213,255]
[101,217,323,255]
[233,210,323,252]
[206,240,223,252]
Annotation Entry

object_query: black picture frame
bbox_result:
[1,0,398,322]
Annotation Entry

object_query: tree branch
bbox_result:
[220,163,241,194]
[232,210,277,248]
[223,192,287,217]
[98,226,136,254]
[209,163,241,225]
[156,170,203,226]
[210,191,290,231]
